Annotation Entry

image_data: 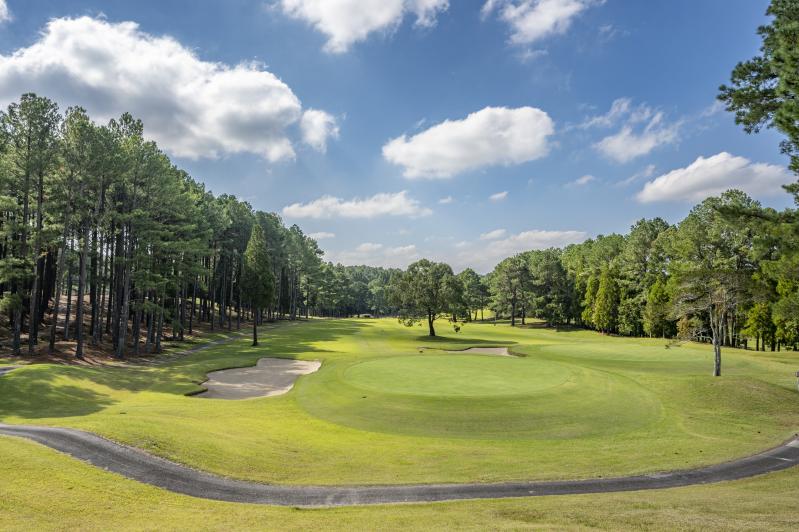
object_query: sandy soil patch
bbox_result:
[197,358,321,400]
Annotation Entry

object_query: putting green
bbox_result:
[296,353,663,439]
[342,354,573,397]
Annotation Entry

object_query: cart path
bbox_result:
[0,423,797,507]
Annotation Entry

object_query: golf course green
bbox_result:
[0,319,799,529]
[1,318,798,528]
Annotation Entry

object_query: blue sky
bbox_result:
[0,0,793,272]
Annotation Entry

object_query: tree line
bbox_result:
[0,94,352,358]
[379,187,797,380]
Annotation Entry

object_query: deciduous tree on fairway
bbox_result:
[669,192,757,376]
[389,259,455,337]
[242,224,273,346]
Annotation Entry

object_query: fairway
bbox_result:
[1,318,796,487]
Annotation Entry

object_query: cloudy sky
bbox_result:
[0,0,792,272]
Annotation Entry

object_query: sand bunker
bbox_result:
[197,358,321,400]
[444,347,513,357]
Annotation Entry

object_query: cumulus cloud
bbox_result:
[489,191,509,202]
[584,98,680,163]
[482,0,600,45]
[637,152,791,203]
[0,1,11,23]
[383,106,554,179]
[279,0,448,53]
[282,190,432,219]
[480,229,507,240]
[300,109,339,152]
[308,231,335,240]
[454,229,588,272]
[326,243,420,268]
[0,17,334,162]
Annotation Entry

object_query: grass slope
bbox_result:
[1,434,798,531]
[0,318,797,488]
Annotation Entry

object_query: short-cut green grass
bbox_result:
[0,318,797,490]
[2,432,799,531]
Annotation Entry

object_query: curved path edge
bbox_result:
[1,423,797,507]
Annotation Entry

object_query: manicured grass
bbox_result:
[1,434,798,531]
[0,318,797,489]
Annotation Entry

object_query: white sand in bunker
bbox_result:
[443,347,512,357]
[198,358,321,400]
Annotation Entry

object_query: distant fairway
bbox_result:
[0,318,797,487]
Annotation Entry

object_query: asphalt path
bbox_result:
[0,423,797,507]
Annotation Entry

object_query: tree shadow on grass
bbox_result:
[0,320,368,419]
[0,367,115,420]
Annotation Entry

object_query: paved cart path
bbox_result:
[0,423,797,507]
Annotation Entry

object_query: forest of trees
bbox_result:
[0,94,405,359]
[2,1,798,376]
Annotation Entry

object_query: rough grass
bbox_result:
[1,434,798,531]
[0,318,797,487]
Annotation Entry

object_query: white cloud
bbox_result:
[483,0,600,45]
[700,100,726,118]
[571,174,595,186]
[585,99,680,163]
[578,97,631,129]
[615,164,655,187]
[0,1,11,23]
[326,243,420,268]
[279,0,448,53]
[636,152,791,203]
[0,17,333,162]
[480,228,507,240]
[300,109,339,152]
[489,191,509,202]
[438,195,454,204]
[309,231,336,240]
[282,190,432,219]
[383,106,554,179]
[454,229,588,272]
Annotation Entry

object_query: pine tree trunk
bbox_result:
[64,262,73,341]
[48,222,71,354]
[189,275,197,334]
[252,308,259,346]
[75,224,90,360]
